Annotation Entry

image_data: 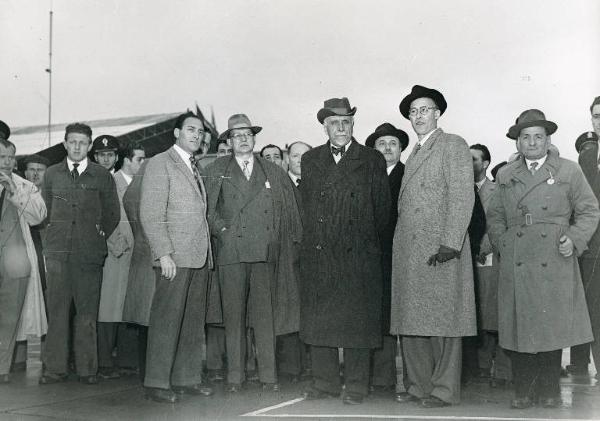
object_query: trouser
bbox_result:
[206,325,226,371]
[219,262,277,384]
[137,325,147,380]
[97,322,139,369]
[402,336,462,404]
[277,332,310,376]
[506,349,562,399]
[143,267,208,390]
[13,341,28,366]
[311,345,370,396]
[44,259,101,377]
[478,331,511,380]
[462,335,479,381]
[571,258,600,371]
[371,335,400,388]
[0,276,29,375]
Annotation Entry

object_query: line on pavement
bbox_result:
[244,414,596,420]
[241,397,305,416]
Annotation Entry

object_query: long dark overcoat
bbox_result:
[299,140,391,348]
[487,151,599,352]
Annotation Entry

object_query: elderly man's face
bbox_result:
[262,147,283,167]
[324,116,353,148]
[517,126,550,160]
[24,162,47,187]
[288,143,310,176]
[374,136,401,167]
[408,97,440,137]
[228,128,256,156]
[217,143,233,157]
[592,104,600,136]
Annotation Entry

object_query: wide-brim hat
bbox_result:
[365,122,409,151]
[219,114,262,140]
[0,120,10,140]
[92,135,119,152]
[23,154,50,167]
[506,109,557,140]
[399,85,447,119]
[317,97,357,124]
[575,131,598,153]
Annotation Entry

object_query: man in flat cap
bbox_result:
[299,98,391,405]
[364,123,408,394]
[391,85,475,408]
[205,114,302,393]
[91,135,120,174]
[487,109,599,409]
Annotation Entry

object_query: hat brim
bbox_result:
[399,88,447,120]
[317,107,357,124]
[506,120,557,140]
[365,129,409,151]
[218,126,262,141]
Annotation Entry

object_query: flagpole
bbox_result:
[46,9,53,147]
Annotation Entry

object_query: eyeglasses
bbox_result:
[409,106,438,117]
[230,133,255,141]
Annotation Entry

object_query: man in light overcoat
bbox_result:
[391,85,476,407]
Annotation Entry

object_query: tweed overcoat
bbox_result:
[475,178,500,331]
[98,170,134,322]
[390,128,476,337]
[299,140,391,348]
[487,151,599,352]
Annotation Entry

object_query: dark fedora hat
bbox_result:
[317,97,357,124]
[219,114,262,141]
[575,131,598,153]
[0,120,10,140]
[365,123,409,151]
[506,109,557,140]
[399,85,447,119]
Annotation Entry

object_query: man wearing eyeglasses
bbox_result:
[139,112,213,403]
[390,85,476,408]
[205,114,302,393]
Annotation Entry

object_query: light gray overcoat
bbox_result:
[390,128,476,337]
[487,152,599,352]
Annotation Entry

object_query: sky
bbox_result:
[1,0,599,165]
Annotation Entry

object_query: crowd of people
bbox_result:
[1,86,600,411]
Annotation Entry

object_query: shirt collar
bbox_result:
[67,157,88,174]
[418,128,438,147]
[475,177,487,190]
[386,163,397,175]
[173,144,193,171]
[525,155,547,169]
[235,154,254,169]
[121,172,132,185]
[288,171,300,185]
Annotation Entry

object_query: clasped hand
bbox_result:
[427,245,460,266]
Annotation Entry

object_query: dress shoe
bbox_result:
[10,362,26,373]
[510,397,534,409]
[261,382,280,392]
[172,383,214,396]
[302,386,340,400]
[0,374,9,384]
[246,370,260,382]
[395,392,419,403]
[421,396,450,408]
[566,364,589,376]
[98,368,120,379]
[79,375,98,385]
[145,387,179,404]
[226,383,242,393]
[343,392,364,405]
[39,372,68,385]
[207,370,225,382]
[539,397,561,408]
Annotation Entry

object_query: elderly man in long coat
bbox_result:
[487,109,599,409]
[390,85,476,408]
[300,98,391,405]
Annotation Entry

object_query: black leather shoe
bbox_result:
[539,397,561,408]
[172,383,214,396]
[79,375,98,385]
[421,396,450,408]
[262,382,280,392]
[145,387,179,404]
[510,397,534,409]
[396,392,419,403]
[39,373,68,385]
[343,392,364,405]
[226,383,242,393]
[302,386,340,400]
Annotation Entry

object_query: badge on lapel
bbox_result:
[265,181,271,189]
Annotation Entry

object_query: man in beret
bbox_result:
[391,85,476,407]
[299,98,391,405]
[91,135,120,174]
[365,123,408,394]
[487,109,599,409]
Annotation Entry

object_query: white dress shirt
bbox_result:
[235,155,254,177]
[525,155,547,172]
[386,163,397,176]
[67,157,88,174]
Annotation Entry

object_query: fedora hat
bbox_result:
[399,85,447,119]
[317,97,357,124]
[506,109,557,140]
[365,123,409,151]
[575,131,598,153]
[219,114,262,140]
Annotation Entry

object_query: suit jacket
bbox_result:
[140,147,211,269]
[42,159,119,265]
[390,128,476,337]
[578,143,600,259]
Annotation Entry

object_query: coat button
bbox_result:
[541,262,548,267]
[516,231,523,237]
[315,244,322,250]
[320,191,325,197]
[541,233,547,238]
[318,217,324,223]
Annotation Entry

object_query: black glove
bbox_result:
[427,245,460,266]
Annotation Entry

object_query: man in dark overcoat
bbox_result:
[41,123,120,385]
[364,123,408,394]
[299,98,391,405]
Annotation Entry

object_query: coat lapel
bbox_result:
[512,152,561,207]
[400,128,442,197]
[167,148,201,197]
[325,141,364,185]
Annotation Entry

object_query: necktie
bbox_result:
[0,187,5,221]
[242,160,251,180]
[189,156,205,196]
[414,143,422,155]
[331,145,346,156]
[529,162,538,175]
[71,163,80,180]
[296,178,301,187]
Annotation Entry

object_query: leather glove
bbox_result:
[427,245,460,266]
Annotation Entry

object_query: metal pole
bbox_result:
[47,10,53,147]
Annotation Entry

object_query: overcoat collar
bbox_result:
[313,139,364,185]
[400,128,442,197]
[166,147,203,199]
[506,150,562,207]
